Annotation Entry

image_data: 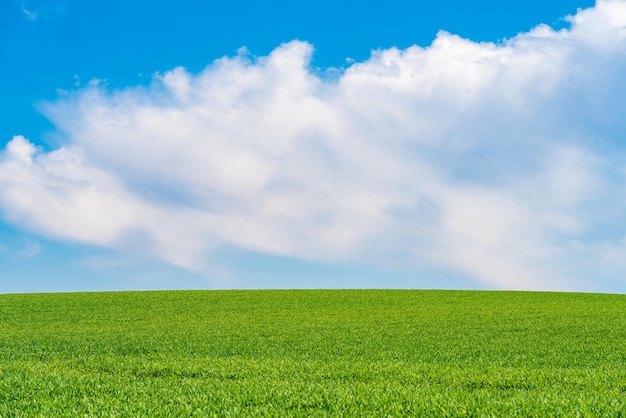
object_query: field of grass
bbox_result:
[0,289,625,416]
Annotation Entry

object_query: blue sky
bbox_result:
[3,0,626,293]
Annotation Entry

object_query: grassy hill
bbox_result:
[1,289,625,416]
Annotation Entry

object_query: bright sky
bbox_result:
[4,0,626,294]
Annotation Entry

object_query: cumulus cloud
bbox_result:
[2,0,626,290]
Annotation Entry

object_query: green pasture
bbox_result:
[0,290,625,416]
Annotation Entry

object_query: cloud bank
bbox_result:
[2,0,626,290]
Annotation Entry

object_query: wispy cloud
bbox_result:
[19,0,66,20]
[2,0,626,290]
[21,7,38,20]
[14,240,41,260]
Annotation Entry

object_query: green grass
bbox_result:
[1,290,625,416]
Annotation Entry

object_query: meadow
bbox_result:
[0,289,625,416]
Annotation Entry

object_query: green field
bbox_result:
[1,290,625,416]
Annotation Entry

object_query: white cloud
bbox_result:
[21,7,38,20]
[19,0,67,20]
[3,0,626,290]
